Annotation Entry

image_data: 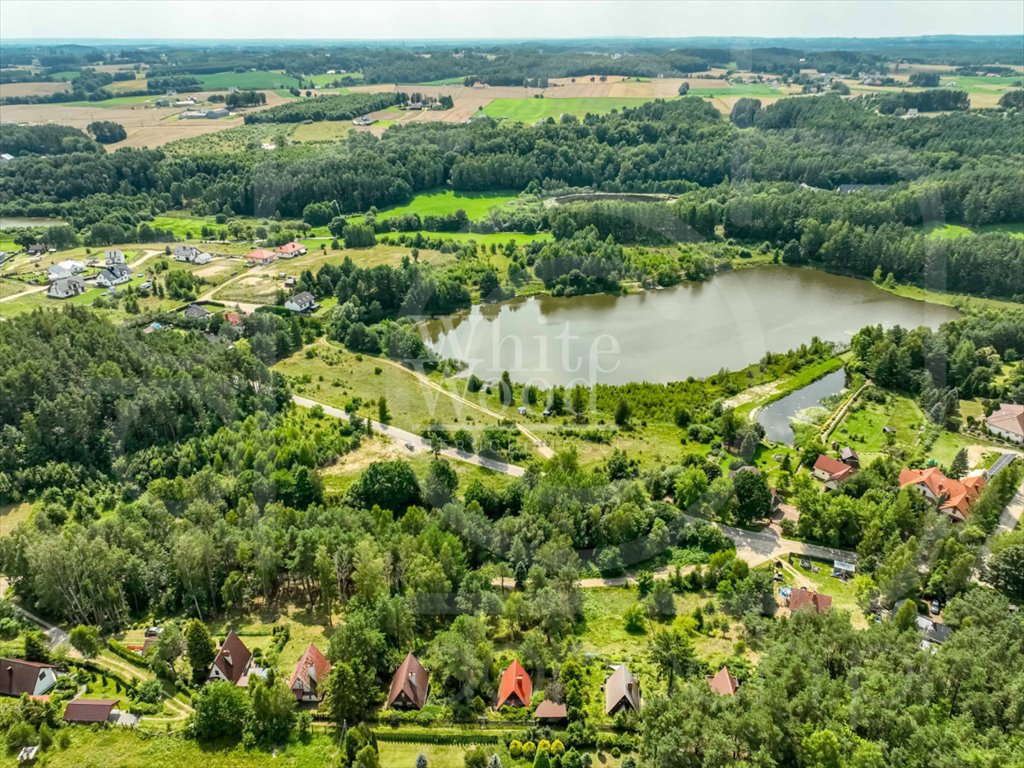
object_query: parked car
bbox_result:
[930,599,941,615]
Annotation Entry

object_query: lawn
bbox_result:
[483,97,656,122]
[191,70,301,90]
[379,230,552,246]
[924,221,1024,240]
[0,502,33,536]
[290,121,351,142]
[377,189,521,222]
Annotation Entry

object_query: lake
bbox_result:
[0,217,66,229]
[421,266,959,387]
[757,368,847,445]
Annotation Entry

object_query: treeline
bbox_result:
[0,124,101,157]
[243,92,404,123]
[869,88,971,114]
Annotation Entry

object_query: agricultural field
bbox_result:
[483,96,656,122]
[191,70,301,90]
[290,120,351,142]
[0,79,71,98]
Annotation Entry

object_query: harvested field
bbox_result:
[0,80,71,98]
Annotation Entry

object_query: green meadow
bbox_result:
[377,189,520,220]
[923,221,1024,239]
[192,70,301,90]
[483,96,656,122]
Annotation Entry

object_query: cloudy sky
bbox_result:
[1,0,1022,40]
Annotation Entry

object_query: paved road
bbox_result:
[707,518,858,567]
[992,474,1024,537]
[293,394,527,477]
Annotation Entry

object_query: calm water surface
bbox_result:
[0,217,66,229]
[757,368,847,445]
[422,267,958,386]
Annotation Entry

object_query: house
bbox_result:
[246,248,277,266]
[48,260,84,281]
[605,664,641,715]
[0,659,58,697]
[284,291,317,313]
[787,587,832,614]
[174,98,197,107]
[47,276,86,299]
[386,652,429,710]
[289,643,331,702]
[275,241,307,258]
[63,698,119,724]
[155,98,170,107]
[96,263,132,287]
[915,614,953,651]
[706,666,739,696]
[812,454,857,488]
[184,303,212,319]
[0,152,14,163]
[898,466,985,522]
[173,244,212,264]
[839,446,859,467]
[47,264,71,282]
[224,312,243,327]
[104,249,126,265]
[206,108,230,119]
[496,659,531,709]
[534,699,568,724]
[986,404,1024,444]
[352,115,377,126]
[27,244,46,256]
[207,631,255,686]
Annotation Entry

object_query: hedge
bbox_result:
[372,731,505,746]
[107,638,151,669]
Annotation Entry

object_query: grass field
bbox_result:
[377,189,520,221]
[60,94,160,108]
[483,97,655,122]
[290,121,351,142]
[191,70,301,90]
[924,221,1024,239]
[0,502,33,536]
[379,230,552,246]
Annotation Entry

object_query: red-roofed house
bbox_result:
[289,644,331,702]
[0,659,58,697]
[386,652,429,710]
[224,312,243,327]
[987,404,1024,444]
[275,242,308,259]
[706,666,739,696]
[812,455,856,489]
[899,466,985,522]
[246,248,277,266]
[207,631,254,686]
[496,659,531,709]
[787,587,832,614]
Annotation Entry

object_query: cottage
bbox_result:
[787,587,832,614]
[986,404,1024,444]
[246,248,277,266]
[207,630,257,686]
[915,614,953,651]
[534,699,568,724]
[173,244,212,264]
[104,249,126,265]
[386,652,430,710]
[96,263,132,287]
[898,466,985,522]
[0,659,58,697]
[289,643,331,702]
[27,244,46,256]
[275,241,307,258]
[284,291,317,313]
[706,666,739,696]
[605,664,641,715]
[812,454,856,488]
[496,659,531,709]
[63,698,119,724]
[184,303,212,319]
[47,276,86,299]
[839,446,859,467]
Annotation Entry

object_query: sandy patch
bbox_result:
[195,263,231,278]
[322,436,405,476]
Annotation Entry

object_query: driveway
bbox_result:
[693,517,858,567]
[293,394,527,477]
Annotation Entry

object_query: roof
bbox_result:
[184,303,211,319]
[813,454,854,481]
[839,446,858,461]
[496,659,532,708]
[0,659,55,696]
[224,312,242,326]
[211,631,251,685]
[605,664,641,714]
[247,248,277,261]
[289,643,331,693]
[788,587,832,614]
[898,466,985,519]
[275,242,306,254]
[915,615,953,644]
[534,699,568,720]
[287,291,315,307]
[987,404,1024,439]
[63,698,118,724]
[706,666,739,696]
[386,652,429,709]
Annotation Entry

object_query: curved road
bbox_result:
[293,394,527,477]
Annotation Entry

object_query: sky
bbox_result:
[1,0,1022,41]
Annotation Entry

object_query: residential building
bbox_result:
[812,454,856,488]
[496,659,531,709]
[27,244,46,256]
[96,263,132,287]
[284,291,317,313]
[605,664,641,715]
[534,699,568,724]
[898,466,985,522]
[207,630,255,686]
[47,276,86,299]
[915,614,953,652]
[0,153,14,163]
[184,303,212,319]
[173,244,212,264]
[386,652,430,710]
[0,659,58,697]
[47,264,71,282]
[48,259,85,281]
[104,249,126,265]
[839,446,860,467]
[246,248,277,266]
[787,587,832,614]
[63,698,119,724]
[706,666,739,696]
[289,643,331,702]
[986,404,1024,444]
[275,241,307,258]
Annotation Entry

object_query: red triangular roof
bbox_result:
[211,630,252,684]
[788,587,832,614]
[706,666,739,696]
[496,659,532,708]
[289,643,331,693]
[386,652,429,709]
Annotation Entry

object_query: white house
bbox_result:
[173,244,212,264]
[105,249,126,265]
[47,276,86,299]
[0,659,58,697]
[986,404,1024,444]
[284,291,317,313]
[96,263,132,288]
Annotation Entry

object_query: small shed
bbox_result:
[63,698,119,724]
